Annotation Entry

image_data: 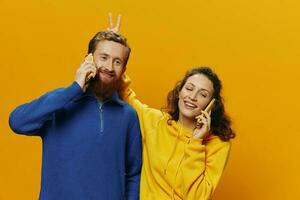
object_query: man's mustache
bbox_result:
[98,68,116,77]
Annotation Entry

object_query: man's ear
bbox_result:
[122,66,127,74]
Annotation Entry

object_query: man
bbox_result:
[9,22,142,199]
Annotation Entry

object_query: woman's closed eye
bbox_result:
[200,92,208,98]
[185,86,193,91]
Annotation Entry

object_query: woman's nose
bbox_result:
[189,92,197,101]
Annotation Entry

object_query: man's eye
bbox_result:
[114,60,122,65]
[186,87,193,91]
[100,56,107,60]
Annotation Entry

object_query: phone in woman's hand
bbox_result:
[204,98,216,113]
[195,98,216,129]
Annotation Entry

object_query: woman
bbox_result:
[107,14,235,200]
[119,67,235,200]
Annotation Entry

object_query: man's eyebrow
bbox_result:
[98,53,109,56]
[114,57,123,61]
[97,53,124,62]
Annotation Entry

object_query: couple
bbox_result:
[9,15,235,200]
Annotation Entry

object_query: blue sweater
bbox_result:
[9,82,142,200]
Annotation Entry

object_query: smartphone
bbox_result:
[195,98,216,129]
[84,53,94,85]
[85,53,94,63]
[204,98,216,113]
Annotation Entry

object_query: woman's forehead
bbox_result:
[185,74,213,91]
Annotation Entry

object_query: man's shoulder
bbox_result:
[121,102,138,117]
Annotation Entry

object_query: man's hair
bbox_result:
[88,31,131,67]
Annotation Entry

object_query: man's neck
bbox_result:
[91,87,114,101]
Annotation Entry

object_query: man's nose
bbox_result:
[104,59,114,71]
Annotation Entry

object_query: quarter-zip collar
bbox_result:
[74,89,125,106]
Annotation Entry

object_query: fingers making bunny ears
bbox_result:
[107,12,122,34]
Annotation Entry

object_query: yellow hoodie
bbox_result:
[120,75,231,200]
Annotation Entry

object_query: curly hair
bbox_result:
[87,31,131,67]
[165,67,235,141]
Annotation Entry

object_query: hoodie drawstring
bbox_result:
[164,125,181,175]
[171,139,190,200]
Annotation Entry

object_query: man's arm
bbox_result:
[125,111,142,200]
[9,56,96,136]
[9,82,83,136]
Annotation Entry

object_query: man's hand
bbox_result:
[107,12,121,33]
[75,53,97,92]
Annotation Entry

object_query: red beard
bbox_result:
[88,69,121,99]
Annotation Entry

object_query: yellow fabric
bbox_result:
[120,74,231,200]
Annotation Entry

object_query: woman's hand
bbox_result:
[193,111,211,139]
[107,13,121,34]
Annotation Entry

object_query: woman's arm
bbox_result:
[119,74,165,139]
[180,137,231,199]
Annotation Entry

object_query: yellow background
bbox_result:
[1,0,300,199]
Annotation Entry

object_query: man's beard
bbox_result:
[88,70,121,100]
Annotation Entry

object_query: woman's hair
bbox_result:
[88,31,131,67]
[165,67,235,141]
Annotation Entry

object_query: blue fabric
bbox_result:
[9,82,142,200]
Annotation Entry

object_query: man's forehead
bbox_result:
[95,40,128,57]
[96,40,126,50]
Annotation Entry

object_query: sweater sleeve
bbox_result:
[125,112,142,200]
[119,74,164,139]
[180,137,231,200]
[9,82,83,136]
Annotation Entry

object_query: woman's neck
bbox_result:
[178,115,196,130]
